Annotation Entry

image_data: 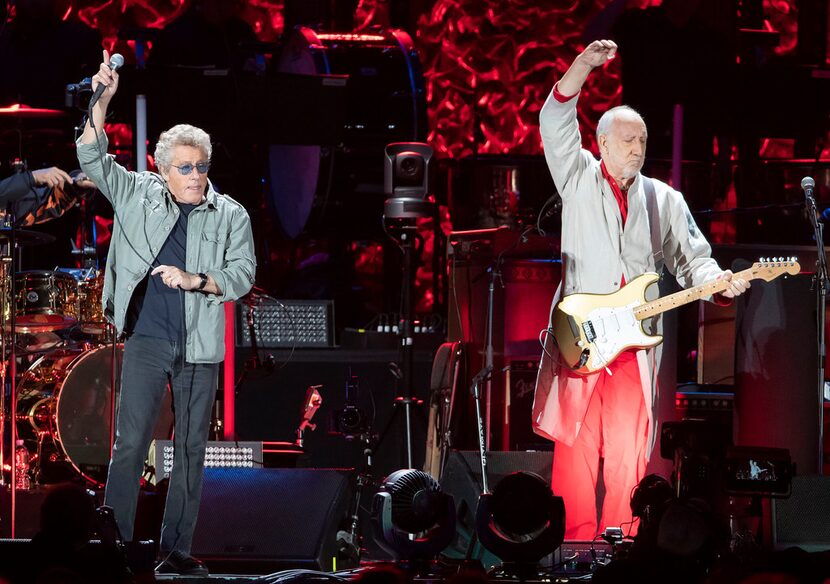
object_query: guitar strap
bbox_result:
[642,176,664,273]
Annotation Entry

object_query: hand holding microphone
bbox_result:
[89,49,124,111]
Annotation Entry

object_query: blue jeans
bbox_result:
[104,333,219,553]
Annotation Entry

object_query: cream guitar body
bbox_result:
[551,259,800,375]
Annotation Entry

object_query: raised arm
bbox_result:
[80,49,119,144]
[556,40,617,97]
[540,40,619,199]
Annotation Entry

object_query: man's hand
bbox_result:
[151,265,200,290]
[32,167,72,189]
[91,49,120,108]
[556,39,618,97]
[577,39,618,69]
[717,270,751,299]
[81,50,120,144]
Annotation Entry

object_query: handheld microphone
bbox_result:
[88,53,124,110]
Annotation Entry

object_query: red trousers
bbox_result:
[551,352,649,540]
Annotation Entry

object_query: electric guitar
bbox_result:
[551,258,800,375]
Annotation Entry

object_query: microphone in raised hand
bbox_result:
[88,53,124,110]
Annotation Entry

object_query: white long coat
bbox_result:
[532,90,726,457]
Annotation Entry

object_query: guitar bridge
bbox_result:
[582,320,596,343]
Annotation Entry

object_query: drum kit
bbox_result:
[0,233,122,488]
[0,103,139,491]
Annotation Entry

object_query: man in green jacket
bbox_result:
[77,50,256,576]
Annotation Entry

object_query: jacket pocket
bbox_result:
[200,230,227,269]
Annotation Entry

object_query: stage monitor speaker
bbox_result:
[439,450,553,567]
[772,475,830,551]
[191,468,353,570]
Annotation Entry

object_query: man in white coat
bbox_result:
[532,39,749,540]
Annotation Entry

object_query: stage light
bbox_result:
[475,472,565,571]
[371,469,456,560]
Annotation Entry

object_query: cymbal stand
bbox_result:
[3,208,20,538]
[0,250,8,486]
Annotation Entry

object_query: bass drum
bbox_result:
[16,345,173,486]
[269,27,427,238]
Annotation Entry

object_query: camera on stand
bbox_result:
[65,78,93,111]
[383,142,434,221]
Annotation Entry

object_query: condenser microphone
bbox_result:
[88,53,124,110]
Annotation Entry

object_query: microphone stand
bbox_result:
[470,365,493,494]
[805,193,826,474]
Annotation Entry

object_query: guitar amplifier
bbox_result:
[675,389,734,445]
[504,360,551,451]
[147,440,263,484]
[235,299,334,348]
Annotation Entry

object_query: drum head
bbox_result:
[53,345,173,486]
[15,270,79,332]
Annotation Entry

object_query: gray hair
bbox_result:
[153,124,212,172]
[596,105,645,141]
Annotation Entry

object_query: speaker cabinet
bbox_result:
[735,273,821,474]
[191,468,353,570]
[233,347,433,476]
[772,475,830,551]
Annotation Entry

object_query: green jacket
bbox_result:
[77,134,256,363]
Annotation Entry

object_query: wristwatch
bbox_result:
[197,272,208,291]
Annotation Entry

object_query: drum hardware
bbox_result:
[14,342,172,487]
[0,210,80,537]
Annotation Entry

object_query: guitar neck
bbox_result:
[634,267,756,320]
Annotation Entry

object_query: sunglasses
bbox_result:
[171,162,210,176]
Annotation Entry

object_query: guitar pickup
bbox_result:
[582,320,597,343]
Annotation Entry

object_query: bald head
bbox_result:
[597,106,648,186]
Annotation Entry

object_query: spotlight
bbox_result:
[475,472,565,572]
[371,469,456,560]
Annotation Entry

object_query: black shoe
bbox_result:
[155,550,209,576]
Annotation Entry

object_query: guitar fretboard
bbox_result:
[633,262,798,320]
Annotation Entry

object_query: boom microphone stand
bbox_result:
[803,176,826,474]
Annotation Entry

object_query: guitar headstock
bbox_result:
[751,257,801,281]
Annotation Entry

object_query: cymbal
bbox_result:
[0,228,56,246]
[0,104,65,118]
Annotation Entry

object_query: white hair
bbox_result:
[596,105,645,141]
[153,124,212,172]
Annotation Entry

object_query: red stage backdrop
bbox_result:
[58,0,800,159]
